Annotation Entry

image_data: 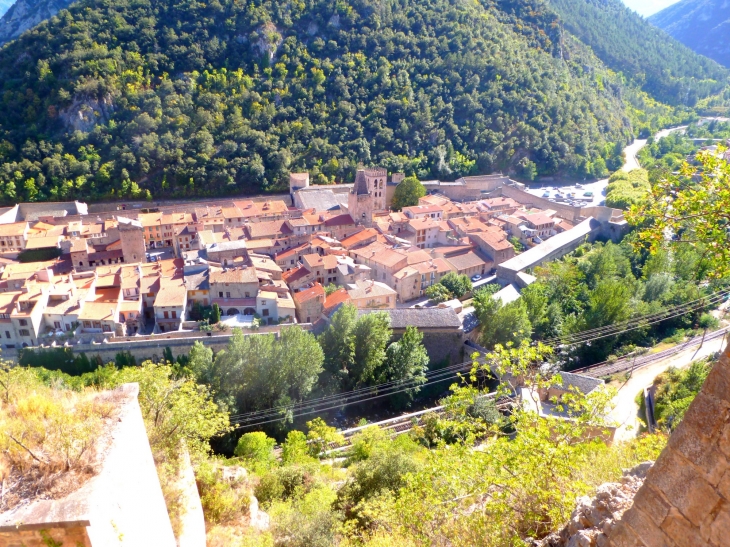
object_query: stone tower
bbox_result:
[348,169,375,227]
[117,217,146,264]
[363,167,387,211]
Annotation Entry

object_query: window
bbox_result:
[164,311,169,319]
[102,325,111,332]
[19,329,30,336]
[261,300,267,305]
[219,292,223,298]
[226,292,231,298]
[5,331,9,338]
[171,311,177,319]
[19,319,27,326]
[79,262,84,266]
[245,292,250,298]
[262,309,269,317]
[54,321,61,329]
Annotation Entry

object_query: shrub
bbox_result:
[234,432,276,466]
[196,460,250,525]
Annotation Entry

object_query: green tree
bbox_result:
[380,326,429,408]
[424,283,452,303]
[480,300,533,348]
[306,417,345,457]
[629,151,730,277]
[211,327,323,416]
[438,272,472,298]
[234,431,276,466]
[391,176,426,210]
[210,303,221,324]
[351,312,392,389]
[318,303,357,390]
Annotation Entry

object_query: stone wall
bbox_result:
[606,345,730,547]
[0,522,91,547]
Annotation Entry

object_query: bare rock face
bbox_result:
[59,94,115,133]
[536,462,653,547]
[0,0,73,44]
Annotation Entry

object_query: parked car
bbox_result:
[471,274,482,282]
[542,191,550,197]
[583,191,594,197]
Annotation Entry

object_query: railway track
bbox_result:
[572,327,729,378]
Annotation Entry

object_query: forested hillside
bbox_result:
[0,0,635,203]
[548,0,729,105]
[650,0,730,68]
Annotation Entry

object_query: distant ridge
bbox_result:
[650,0,730,67]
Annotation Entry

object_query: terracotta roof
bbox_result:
[324,288,351,315]
[246,220,292,239]
[445,251,489,271]
[209,266,258,284]
[340,228,378,249]
[282,265,311,284]
[293,283,325,305]
[154,282,188,307]
[275,243,310,260]
[324,214,355,227]
[347,280,397,299]
[0,222,27,237]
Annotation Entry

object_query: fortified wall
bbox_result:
[606,345,730,547]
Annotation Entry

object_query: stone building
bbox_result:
[118,217,146,264]
[347,168,384,227]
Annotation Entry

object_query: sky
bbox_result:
[622,0,683,17]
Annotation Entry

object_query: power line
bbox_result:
[539,288,729,347]
[228,289,730,429]
[231,372,470,430]
[229,360,479,422]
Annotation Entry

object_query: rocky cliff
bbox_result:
[650,0,730,68]
[0,0,72,44]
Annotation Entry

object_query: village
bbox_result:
[0,169,628,361]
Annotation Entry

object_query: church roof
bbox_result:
[352,169,369,196]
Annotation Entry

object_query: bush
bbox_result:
[281,430,314,465]
[234,432,276,466]
[196,460,250,525]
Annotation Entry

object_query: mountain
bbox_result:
[0,0,638,204]
[548,0,728,105]
[0,0,724,204]
[0,0,72,44]
[0,0,15,18]
[650,0,730,68]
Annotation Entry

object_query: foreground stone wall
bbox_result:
[0,522,91,547]
[606,346,730,547]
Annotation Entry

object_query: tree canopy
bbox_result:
[0,0,642,204]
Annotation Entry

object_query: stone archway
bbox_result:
[226,308,240,316]
[243,307,256,315]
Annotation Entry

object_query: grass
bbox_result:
[0,366,121,511]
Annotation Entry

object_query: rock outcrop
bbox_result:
[538,463,653,547]
[0,0,73,45]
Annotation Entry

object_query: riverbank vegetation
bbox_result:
[472,237,727,368]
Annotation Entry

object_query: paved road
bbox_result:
[609,334,728,442]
